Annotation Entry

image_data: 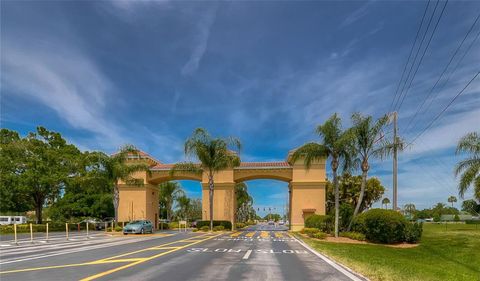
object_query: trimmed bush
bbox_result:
[305,215,333,233]
[465,220,480,224]
[169,222,179,229]
[196,220,232,230]
[340,231,366,241]
[235,222,246,229]
[213,225,225,231]
[300,228,320,237]
[360,209,407,244]
[114,226,123,232]
[192,228,198,232]
[200,226,210,232]
[312,232,327,239]
[404,222,423,243]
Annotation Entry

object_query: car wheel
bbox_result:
[123,233,127,235]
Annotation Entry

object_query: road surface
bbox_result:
[0,224,364,280]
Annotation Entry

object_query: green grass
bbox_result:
[298,223,480,281]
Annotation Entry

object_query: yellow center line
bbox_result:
[245,232,255,237]
[80,234,221,281]
[0,233,219,276]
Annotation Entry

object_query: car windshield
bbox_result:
[129,220,144,225]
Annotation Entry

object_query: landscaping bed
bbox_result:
[296,223,480,281]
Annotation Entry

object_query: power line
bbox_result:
[392,0,441,111]
[396,0,449,113]
[407,70,480,147]
[411,28,480,134]
[404,13,480,134]
[389,0,432,112]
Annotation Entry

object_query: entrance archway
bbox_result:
[117,150,326,231]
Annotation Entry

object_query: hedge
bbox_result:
[304,215,333,233]
[465,220,480,224]
[196,220,232,230]
[340,231,366,241]
[353,209,423,244]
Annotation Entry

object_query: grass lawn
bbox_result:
[297,223,480,281]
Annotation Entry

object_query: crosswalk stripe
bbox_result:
[245,232,255,237]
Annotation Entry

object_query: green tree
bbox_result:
[84,145,150,223]
[325,174,385,214]
[189,198,203,221]
[291,113,354,238]
[159,181,185,221]
[235,182,254,222]
[21,127,81,223]
[461,199,480,215]
[448,196,457,208]
[404,203,416,219]
[349,113,401,230]
[382,197,391,209]
[176,195,191,220]
[264,213,281,221]
[455,132,480,200]
[171,128,241,231]
[0,129,33,213]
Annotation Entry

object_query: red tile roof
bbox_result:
[237,162,291,168]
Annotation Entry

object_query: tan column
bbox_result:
[289,181,326,231]
[202,182,235,229]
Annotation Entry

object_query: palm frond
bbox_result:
[458,162,480,198]
[170,162,203,176]
[455,157,480,176]
[290,142,329,169]
[456,132,480,155]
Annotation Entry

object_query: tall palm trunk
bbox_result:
[332,158,339,238]
[113,184,119,225]
[208,173,214,231]
[349,162,369,230]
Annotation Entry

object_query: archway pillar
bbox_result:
[117,184,159,229]
[289,181,326,231]
[201,182,236,230]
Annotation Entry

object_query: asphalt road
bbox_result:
[0,224,364,281]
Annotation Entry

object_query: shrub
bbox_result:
[360,209,407,244]
[312,232,327,239]
[235,222,246,229]
[339,203,354,231]
[200,226,210,232]
[213,225,225,232]
[340,231,366,241]
[158,222,170,230]
[404,222,423,243]
[351,212,367,234]
[114,226,123,232]
[304,215,333,233]
[169,222,179,229]
[196,220,232,230]
[192,228,198,232]
[300,227,320,237]
[454,214,460,222]
[465,220,480,224]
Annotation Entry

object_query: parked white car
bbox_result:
[0,216,27,225]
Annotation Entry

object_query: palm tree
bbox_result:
[159,181,185,221]
[176,195,191,220]
[349,113,401,230]
[404,203,416,218]
[290,114,354,237]
[170,128,241,231]
[382,197,390,209]
[455,132,480,201]
[447,196,457,208]
[86,145,150,224]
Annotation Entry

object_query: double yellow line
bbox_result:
[0,233,220,280]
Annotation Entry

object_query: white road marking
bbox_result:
[293,236,367,281]
[242,249,252,260]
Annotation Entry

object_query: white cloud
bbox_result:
[181,8,217,76]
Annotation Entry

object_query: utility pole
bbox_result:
[392,111,398,211]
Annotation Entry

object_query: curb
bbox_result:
[293,235,369,281]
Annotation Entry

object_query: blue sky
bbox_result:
[1,1,479,215]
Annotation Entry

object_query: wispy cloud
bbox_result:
[181,7,218,76]
[340,1,373,28]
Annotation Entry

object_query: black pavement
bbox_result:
[0,225,365,281]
